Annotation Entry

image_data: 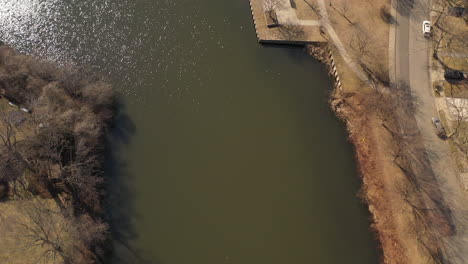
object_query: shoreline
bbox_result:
[310,41,455,263]
[0,44,115,263]
[308,44,401,263]
[329,83,404,264]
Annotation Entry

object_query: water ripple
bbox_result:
[0,0,215,103]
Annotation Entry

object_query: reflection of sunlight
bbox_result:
[0,0,62,60]
[0,0,149,98]
[0,1,59,37]
[0,1,56,23]
[0,0,144,67]
[0,0,210,104]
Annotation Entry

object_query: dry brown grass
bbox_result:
[328,0,390,69]
[321,3,410,261]
[0,97,33,142]
[442,81,468,99]
[294,0,321,20]
[0,199,69,264]
[431,1,468,189]
[332,91,409,264]
[331,88,453,264]
[325,0,458,258]
[439,15,467,55]
[441,56,468,72]
[0,45,113,263]
[324,0,390,94]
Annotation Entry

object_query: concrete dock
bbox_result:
[249,0,326,44]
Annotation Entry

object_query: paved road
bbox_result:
[394,0,468,262]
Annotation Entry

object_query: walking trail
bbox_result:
[316,0,368,82]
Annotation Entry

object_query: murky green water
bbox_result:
[0,0,378,263]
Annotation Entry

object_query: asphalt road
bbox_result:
[394,0,468,262]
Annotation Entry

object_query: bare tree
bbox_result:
[329,0,353,24]
[0,112,29,185]
[431,0,467,62]
[432,30,449,69]
[302,0,322,16]
[278,24,305,40]
[263,0,285,27]
[350,28,371,60]
[393,174,451,264]
[446,97,468,156]
[0,198,108,264]
[0,149,24,182]
[447,97,467,132]
[263,0,285,12]
[394,179,427,223]
[0,42,116,263]
[0,113,18,150]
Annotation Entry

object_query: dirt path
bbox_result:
[316,0,368,82]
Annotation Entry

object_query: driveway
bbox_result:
[394,0,468,261]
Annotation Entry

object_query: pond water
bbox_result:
[0,0,379,263]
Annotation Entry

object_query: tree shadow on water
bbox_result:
[101,97,158,264]
[262,44,311,64]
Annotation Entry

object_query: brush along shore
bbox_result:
[0,44,117,264]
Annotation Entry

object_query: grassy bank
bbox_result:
[303,0,457,263]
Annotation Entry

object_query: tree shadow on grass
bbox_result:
[393,0,414,16]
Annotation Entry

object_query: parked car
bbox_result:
[444,69,465,81]
[423,21,431,37]
[431,117,447,139]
